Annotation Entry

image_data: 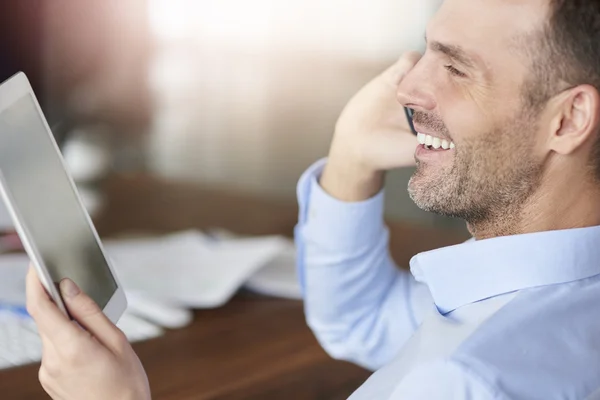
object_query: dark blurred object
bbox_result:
[0,3,44,88]
[0,232,22,254]
[0,2,63,140]
[0,1,152,151]
[404,107,417,135]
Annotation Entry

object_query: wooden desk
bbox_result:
[1,174,468,399]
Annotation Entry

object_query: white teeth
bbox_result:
[417,132,455,150]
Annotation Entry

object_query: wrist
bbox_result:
[320,157,384,202]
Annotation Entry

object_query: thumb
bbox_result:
[59,278,124,349]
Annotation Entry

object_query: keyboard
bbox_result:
[0,310,164,370]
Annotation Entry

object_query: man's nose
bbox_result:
[396,62,437,112]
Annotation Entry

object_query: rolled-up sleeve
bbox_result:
[294,159,433,370]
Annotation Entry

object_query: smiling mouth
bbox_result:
[417,132,455,150]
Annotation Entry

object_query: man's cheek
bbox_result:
[440,108,479,144]
[450,80,501,123]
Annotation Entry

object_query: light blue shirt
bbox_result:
[295,159,600,399]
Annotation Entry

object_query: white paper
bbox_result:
[244,241,302,300]
[0,230,291,311]
[105,230,288,308]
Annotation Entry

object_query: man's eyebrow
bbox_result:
[425,35,478,69]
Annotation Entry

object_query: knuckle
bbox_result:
[38,367,52,387]
[404,50,422,60]
[400,51,422,68]
[389,52,422,85]
[41,357,61,378]
[112,330,131,353]
[61,340,84,365]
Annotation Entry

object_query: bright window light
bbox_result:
[149,0,274,44]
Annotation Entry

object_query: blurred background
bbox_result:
[0,0,463,228]
[0,2,474,397]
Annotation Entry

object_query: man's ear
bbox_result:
[548,85,600,155]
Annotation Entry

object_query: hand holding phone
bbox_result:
[321,52,422,201]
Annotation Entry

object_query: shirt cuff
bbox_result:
[297,158,386,251]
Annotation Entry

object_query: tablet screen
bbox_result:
[0,94,117,308]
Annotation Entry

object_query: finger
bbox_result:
[370,128,419,170]
[385,51,422,86]
[58,278,126,351]
[26,267,81,345]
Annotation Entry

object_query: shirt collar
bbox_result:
[409,225,600,314]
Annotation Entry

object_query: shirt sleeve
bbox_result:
[389,359,501,400]
[294,159,434,371]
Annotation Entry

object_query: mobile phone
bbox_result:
[0,72,127,323]
[404,107,417,135]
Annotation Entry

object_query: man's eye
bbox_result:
[444,64,466,78]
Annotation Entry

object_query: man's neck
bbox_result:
[467,177,600,240]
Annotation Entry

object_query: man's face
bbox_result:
[400,0,549,224]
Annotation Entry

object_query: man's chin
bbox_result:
[408,174,457,215]
[408,189,437,213]
[407,179,435,212]
[407,169,435,200]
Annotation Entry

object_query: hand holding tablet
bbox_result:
[0,72,126,322]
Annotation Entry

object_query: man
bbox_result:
[25,0,600,398]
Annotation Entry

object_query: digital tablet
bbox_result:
[0,72,126,323]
